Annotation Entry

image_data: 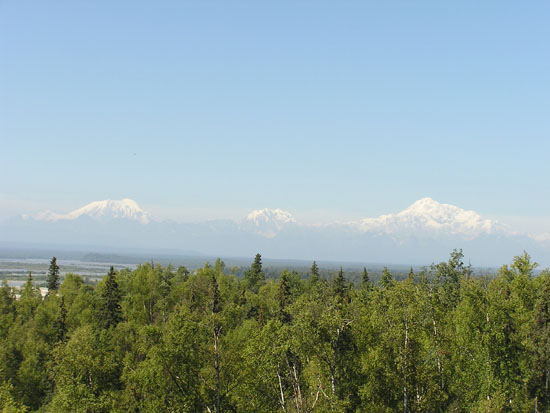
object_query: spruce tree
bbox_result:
[361,267,370,288]
[99,266,122,329]
[47,256,60,293]
[333,267,346,300]
[251,253,263,277]
[0,280,15,318]
[380,266,393,288]
[310,261,320,283]
[55,296,67,342]
[18,272,41,322]
[244,253,265,293]
[277,271,291,323]
[21,271,36,298]
[407,266,415,281]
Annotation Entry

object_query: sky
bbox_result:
[1,1,550,231]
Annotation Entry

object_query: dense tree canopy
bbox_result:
[0,250,548,412]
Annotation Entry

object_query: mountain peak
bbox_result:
[35,198,151,224]
[407,197,441,209]
[354,198,508,239]
[402,197,465,219]
[244,208,296,238]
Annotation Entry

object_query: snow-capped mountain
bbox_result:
[350,197,510,239]
[243,208,296,238]
[3,197,549,266]
[33,199,151,224]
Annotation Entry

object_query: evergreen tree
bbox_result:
[99,266,122,329]
[380,266,393,288]
[55,296,67,342]
[244,253,265,293]
[277,271,291,323]
[211,273,222,314]
[0,280,15,339]
[21,272,36,298]
[47,256,60,293]
[407,266,415,281]
[17,272,41,323]
[310,261,320,283]
[333,267,346,300]
[361,267,370,288]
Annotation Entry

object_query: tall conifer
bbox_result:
[361,267,370,288]
[407,266,415,281]
[277,271,291,323]
[47,256,60,293]
[333,267,346,300]
[244,253,265,292]
[99,266,122,329]
[380,266,393,288]
[211,273,221,314]
[310,261,320,283]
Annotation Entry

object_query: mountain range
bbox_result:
[2,198,548,266]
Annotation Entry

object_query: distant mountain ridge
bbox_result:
[31,199,151,224]
[350,197,510,239]
[26,197,509,239]
[5,197,549,266]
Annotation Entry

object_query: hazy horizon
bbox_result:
[1,196,548,267]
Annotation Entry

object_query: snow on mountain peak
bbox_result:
[353,198,507,239]
[35,198,151,224]
[244,208,296,238]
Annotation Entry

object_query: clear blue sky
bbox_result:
[1,1,549,230]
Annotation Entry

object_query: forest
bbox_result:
[1,250,549,412]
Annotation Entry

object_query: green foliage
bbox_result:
[46,256,60,293]
[310,260,320,284]
[121,309,206,411]
[54,296,67,342]
[98,267,122,329]
[211,271,222,314]
[244,253,265,293]
[0,281,16,340]
[529,271,550,409]
[277,270,292,323]
[361,267,370,288]
[333,267,347,300]
[0,380,27,412]
[1,251,548,411]
[48,325,122,412]
[379,266,393,289]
